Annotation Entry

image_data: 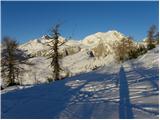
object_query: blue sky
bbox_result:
[1,1,159,44]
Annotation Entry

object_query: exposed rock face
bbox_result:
[91,41,108,58]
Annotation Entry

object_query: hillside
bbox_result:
[2,30,140,86]
[1,46,159,119]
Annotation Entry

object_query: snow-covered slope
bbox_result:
[1,46,159,119]
[15,50,116,85]
[5,30,126,85]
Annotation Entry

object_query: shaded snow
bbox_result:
[1,46,159,119]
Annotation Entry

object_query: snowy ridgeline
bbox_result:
[1,46,159,119]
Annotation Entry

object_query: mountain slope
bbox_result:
[1,46,159,119]
[1,30,147,86]
[2,30,127,85]
[19,30,127,57]
[82,30,125,46]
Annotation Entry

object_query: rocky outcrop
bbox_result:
[91,41,108,58]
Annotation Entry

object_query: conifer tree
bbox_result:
[47,24,66,81]
[1,37,32,87]
[146,25,156,50]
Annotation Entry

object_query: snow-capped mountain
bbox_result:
[19,36,66,56]
[82,30,127,57]
[19,30,127,57]
[2,30,143,85]
[82,30,125,46]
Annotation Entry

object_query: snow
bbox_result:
[82,30,125,47]
[1,65,120,118]
[13,30,131,85]
[11,48,116,85]
[119,65,133,119]
[1,46,159,118]
[19,36,66,55]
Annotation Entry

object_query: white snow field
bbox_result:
[1,47,159,119]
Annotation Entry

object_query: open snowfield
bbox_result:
[1,47,159,119]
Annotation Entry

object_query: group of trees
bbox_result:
[1,24,64,88]
[114,36,136,62]
[114,25,159,63]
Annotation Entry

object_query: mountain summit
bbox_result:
[82,30,125,46]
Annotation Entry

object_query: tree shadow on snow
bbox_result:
[1,69,119,119]
[129,62,159,91]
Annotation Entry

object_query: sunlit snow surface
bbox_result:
[1,47,159,119]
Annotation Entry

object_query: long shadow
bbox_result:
[119,65,133,119]
[1,78,90,118]
[130,62,159,91]
[1,68,119,119]
[132,104,159,116]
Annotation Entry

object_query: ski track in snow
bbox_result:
[1,47,159,119]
